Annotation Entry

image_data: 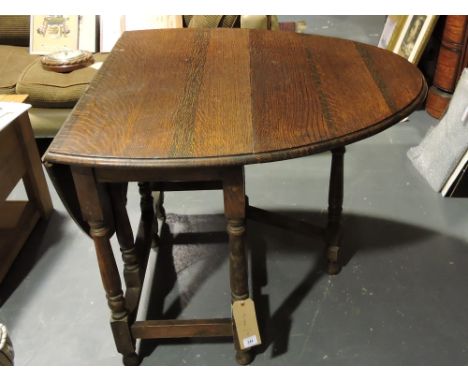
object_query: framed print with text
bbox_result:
[30,15,79,55]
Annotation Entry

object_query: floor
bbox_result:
[2,16,468,366]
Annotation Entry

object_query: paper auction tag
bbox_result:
[232,298,261,350]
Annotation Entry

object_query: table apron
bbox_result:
[95,166,231,183]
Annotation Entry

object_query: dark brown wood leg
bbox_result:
[73,168,139,366]
[326,147,345,275]
[109,183,142,316]
[153,190,166,220]
[137,182,153,214]
[138,182,159,249]
[223,167,254,366]
[150,190,166,248]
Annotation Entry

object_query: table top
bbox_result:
[45,28,426,169]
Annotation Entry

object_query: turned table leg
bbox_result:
[109,183,142,315]
[137,182,160,248]
[223,167,254,366]
[326,146,345,275]
[72,167,139,366]
[151,190,166,248]
[153,190,166,221]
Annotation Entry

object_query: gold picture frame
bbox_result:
[378,15,408,50]
[30,15,79,55]
[389,15,439,64]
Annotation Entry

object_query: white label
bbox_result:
[232,298,261,350]
[242,335,258,349]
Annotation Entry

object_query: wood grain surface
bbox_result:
[45,28,426,168]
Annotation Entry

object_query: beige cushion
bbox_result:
[241,15,279,30]
[29,107,71,138]
[0,45,37,94]
[184,15,278,30]
[187,15,239,28]
[16,53,108,108]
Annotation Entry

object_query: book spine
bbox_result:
[426,16,468,119]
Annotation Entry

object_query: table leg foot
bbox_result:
[235,349,254,365]
[326,245,342,275]
[123,352,141,366]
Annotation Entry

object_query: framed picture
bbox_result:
[378,16,407,50]
[30,15,79,55]
[390,15,439,64]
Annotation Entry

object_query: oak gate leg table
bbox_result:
[43,29,426,365]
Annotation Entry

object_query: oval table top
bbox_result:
[45,28,427,168]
